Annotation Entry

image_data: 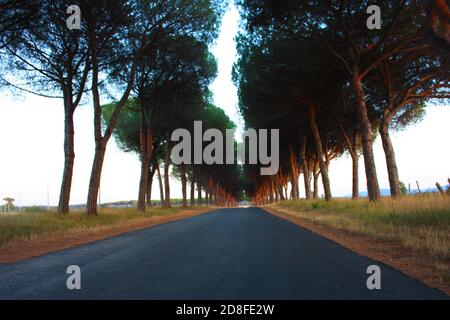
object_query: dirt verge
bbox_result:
[263,206,450,296]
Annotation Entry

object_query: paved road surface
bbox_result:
[0,208,447,299]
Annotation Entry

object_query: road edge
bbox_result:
[0,207,217,265]
[261,205,450,297]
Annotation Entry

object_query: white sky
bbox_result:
[0,4,449,206]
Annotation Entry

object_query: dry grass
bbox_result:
[271,195,450,282]
[0,207,182,248]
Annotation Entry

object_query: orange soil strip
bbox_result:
[263,206,450,296]
[0,208,214,265]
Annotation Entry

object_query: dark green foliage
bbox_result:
[400,182,408,195]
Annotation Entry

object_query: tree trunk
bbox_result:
[300,139,311,200]
[216,189,220,205]
[289,147,299,200]
[205,191,209,206]
[379,121,401,198]
[190,167,196,206]
[353,75,381,201]
[197,181,202,206]
[274,179,279,202]
[339,123,360,199]
[164,144,171,208]
[146,167,155,206]
[351,153,360,199]
[137,124,153,211]
[156,163,165,207]
[313,169,319,199]
[58,109,75,214]
[276,178,285,200]
[180,164,187,208]
[86,142,107,215]
[309,105,332,200]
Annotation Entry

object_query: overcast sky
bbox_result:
[0,4,449,206]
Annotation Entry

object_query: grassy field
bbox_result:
[270,194,450,282]
[0,207,182,248]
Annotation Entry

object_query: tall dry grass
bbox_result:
[0,207,180,248]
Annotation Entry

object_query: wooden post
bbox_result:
[436,182,445,195]
[416,181,421,193]
[408,183,411,195]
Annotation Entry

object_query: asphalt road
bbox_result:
[0,208,447,300]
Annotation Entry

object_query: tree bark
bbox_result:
[353,75,381,201]
[180,164,187,208]
[156,163,165,207]
[209,192,213,205]
[190,167,196,206]
[351,154,360,199]
[274,179,279,202]
[58,108,75,214]
[86,142,107,215]
[313,165,320,199]
[276,177,285,200]
[164,144,172,208]
[289,146,299,200]
[197,180,202,206]
[146,167,155,206]
[379,121,401,198]
[214,188,218,206]
[339,123,360,199]
[138,122,153,211]
[300,138,312,200]
[309,105,332,200]
[205,191,209,206]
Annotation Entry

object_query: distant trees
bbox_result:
[105,100,242,209]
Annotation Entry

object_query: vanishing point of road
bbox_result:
[0,208,447,299]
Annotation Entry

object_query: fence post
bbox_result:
[436,182,445,196]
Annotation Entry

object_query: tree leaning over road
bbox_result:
[84,0,224,214]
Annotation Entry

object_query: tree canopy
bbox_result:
[235,0,449,204]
